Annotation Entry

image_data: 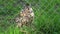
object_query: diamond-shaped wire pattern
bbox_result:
[0,0,60,34]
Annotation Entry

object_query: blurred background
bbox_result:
[0,0,60,34]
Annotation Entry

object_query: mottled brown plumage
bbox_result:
[15,4,34,28]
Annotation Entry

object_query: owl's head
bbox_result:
[23,3,33,13]
[24,3,31,10]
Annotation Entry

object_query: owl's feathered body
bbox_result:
[15,4,34,27]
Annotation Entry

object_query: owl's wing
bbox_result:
[30,12,34,17]
[29,8,34,17]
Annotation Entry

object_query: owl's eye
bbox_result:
[28,8,29,10]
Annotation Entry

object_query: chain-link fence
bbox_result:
[0,0,60,34]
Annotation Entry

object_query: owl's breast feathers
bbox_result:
[15,6,34,27]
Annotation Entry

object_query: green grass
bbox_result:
[0,0,60,34]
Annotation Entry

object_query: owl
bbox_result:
[15,4,34,28]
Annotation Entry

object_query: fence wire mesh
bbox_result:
[0,0,60,34]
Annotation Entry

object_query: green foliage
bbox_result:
[0,0,60,34]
